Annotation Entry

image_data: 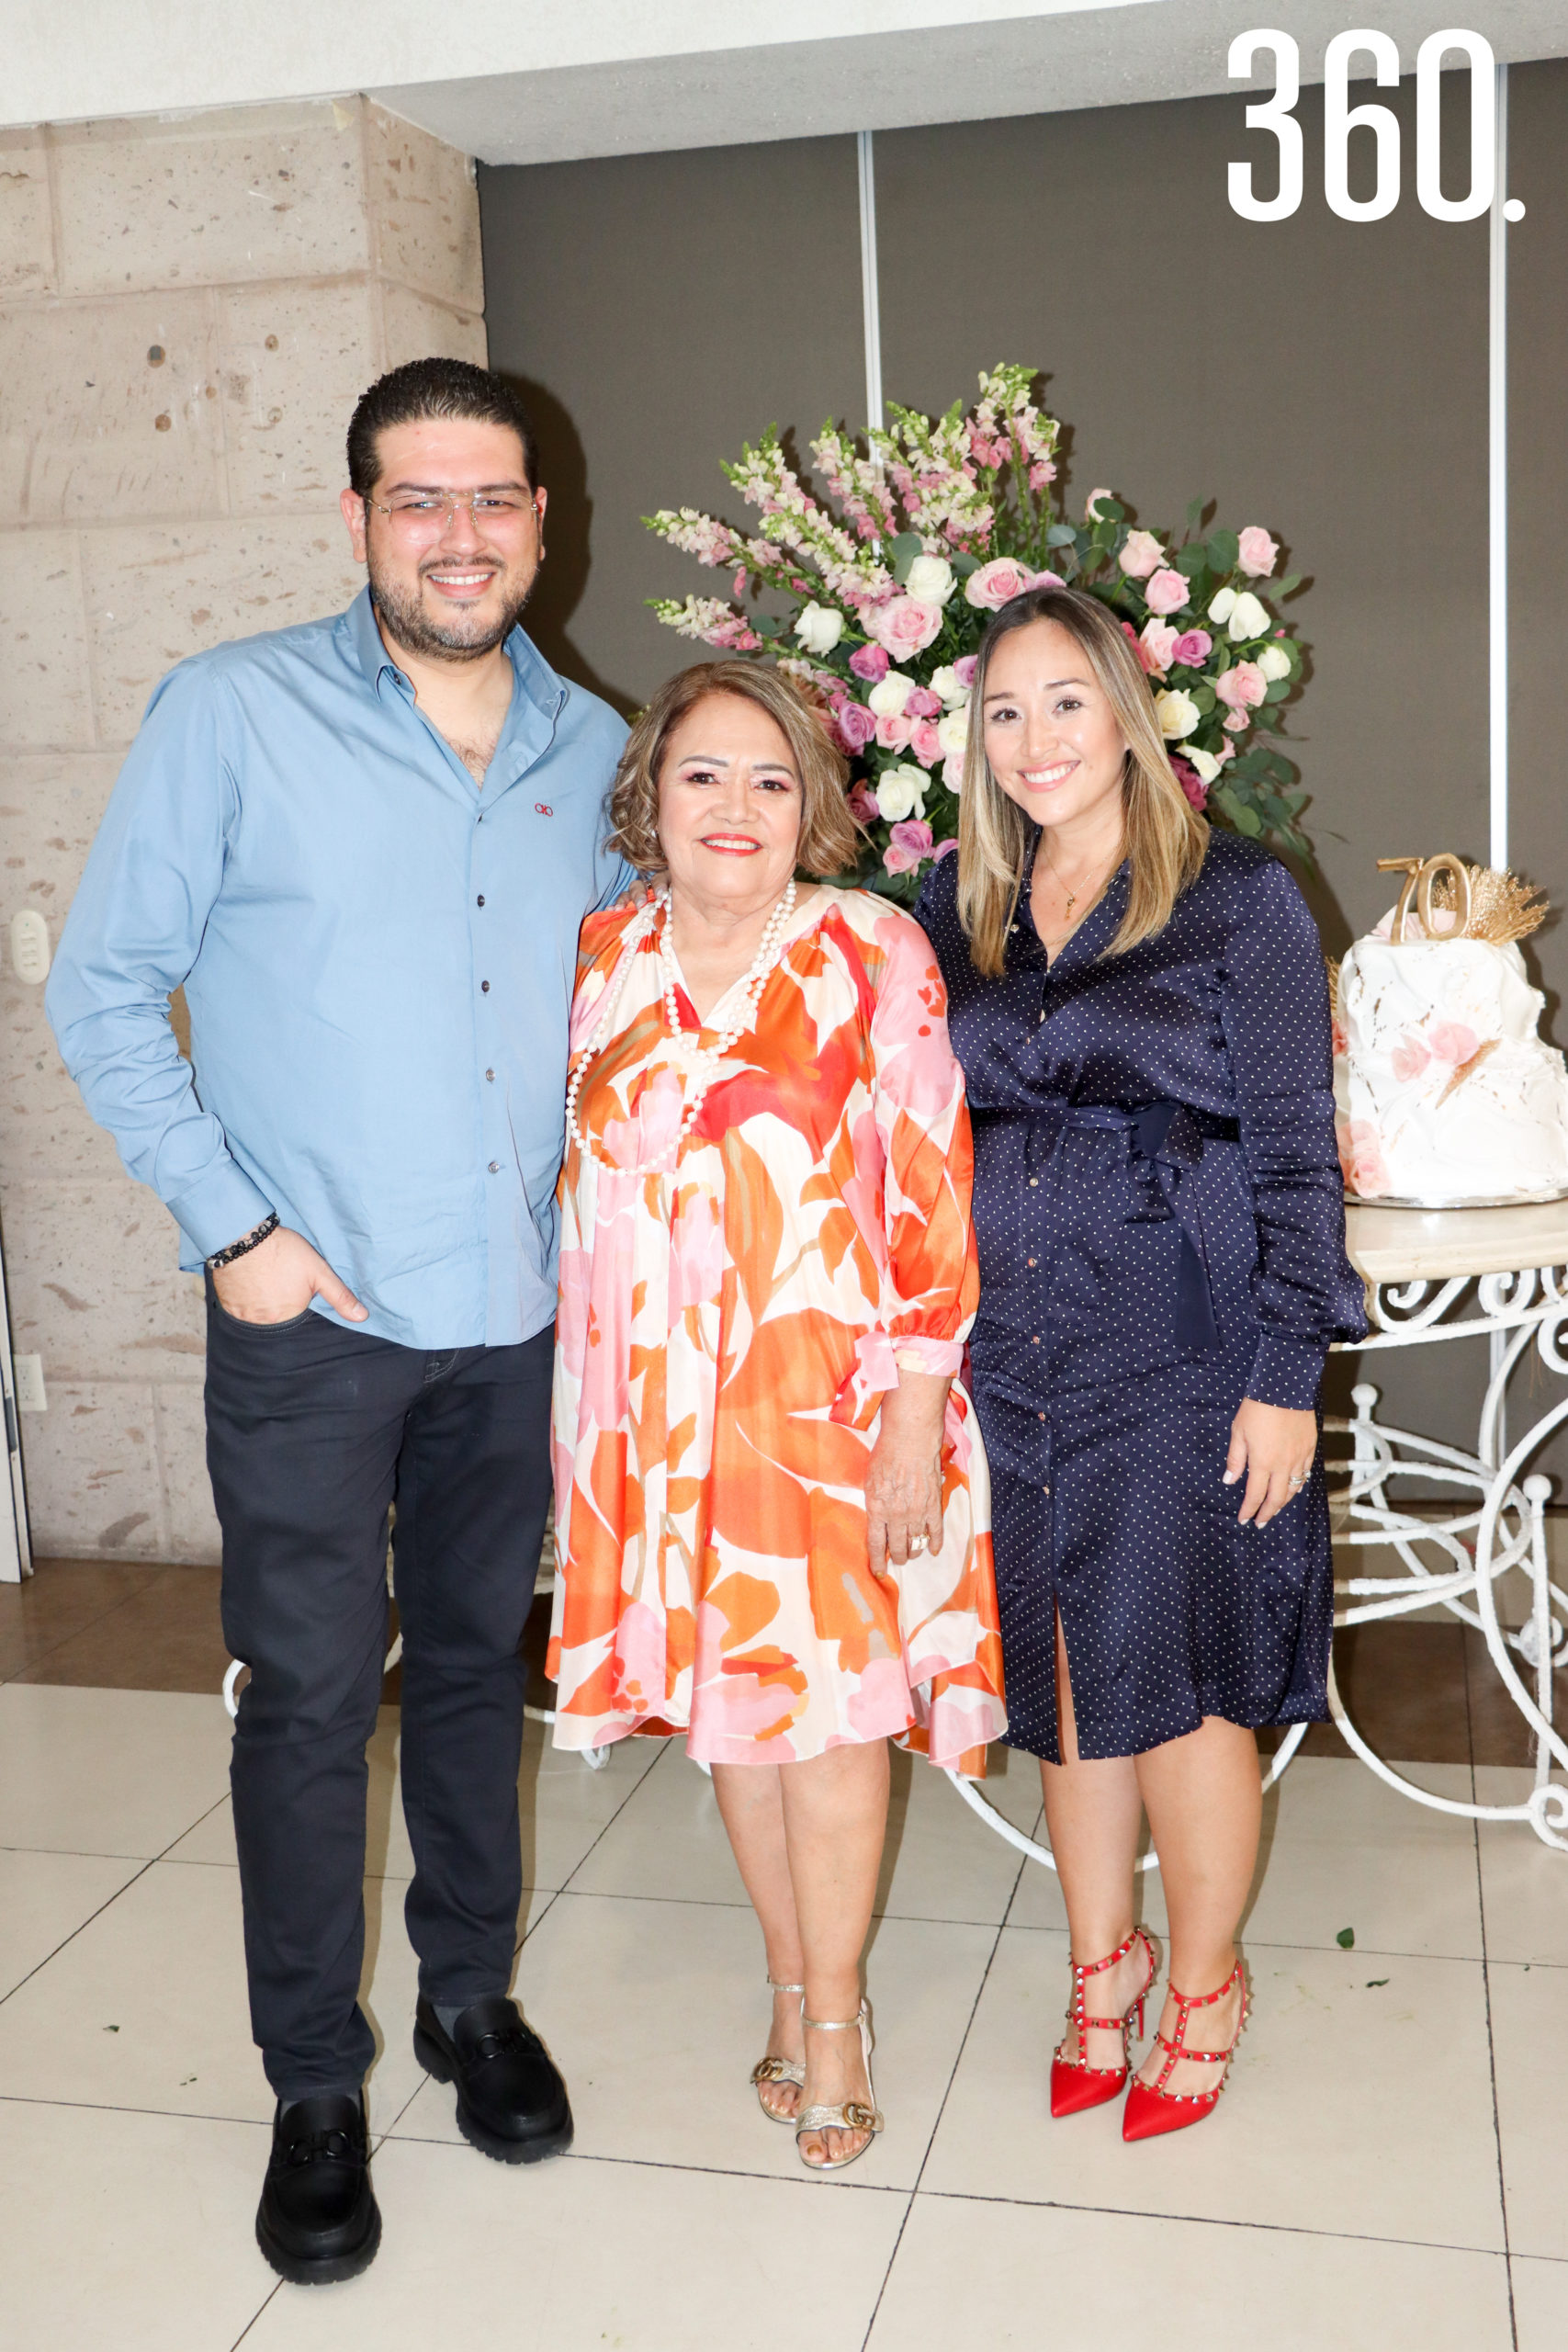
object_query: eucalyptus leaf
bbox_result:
[1264,679,1291,704]
[888,531,925,584]
[950,550,982,575]
[1046,523,1078,548]
[751,614,785,639]
[1174,546,1208,578]
[1206,528,1240,574]
[1186,496,1204,526]
[1233,801,1264,837]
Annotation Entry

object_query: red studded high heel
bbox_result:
[1049,1926,1159,2119]
[1122,1959,1248,2142]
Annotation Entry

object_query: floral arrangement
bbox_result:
[646,364,1309,901]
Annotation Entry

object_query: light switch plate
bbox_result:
[13,1355,46,1413]
[10,910,51,985]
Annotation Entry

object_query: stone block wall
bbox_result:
[0,97,486,1562]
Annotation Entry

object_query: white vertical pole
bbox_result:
[1488,62,1509,871]
[857,130,884,439]
[1488,62,1510,1447]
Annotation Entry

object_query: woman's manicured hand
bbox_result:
[1224,1398,1318,1526]
[865,1370,949,1571]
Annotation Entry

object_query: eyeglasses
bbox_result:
[366,491,538,537]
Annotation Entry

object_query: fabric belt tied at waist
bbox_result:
[975,1098,1238,1352]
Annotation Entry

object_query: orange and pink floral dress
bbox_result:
[547,885,1006,1776]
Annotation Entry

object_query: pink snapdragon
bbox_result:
[1238,526,1280,577]
[884,820,934,875]
[1144,568,1190,616]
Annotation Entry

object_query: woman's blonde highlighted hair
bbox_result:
[956,584,1208,976]
[608,662,861,879]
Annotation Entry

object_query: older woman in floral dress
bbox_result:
[547,662,1005,2171]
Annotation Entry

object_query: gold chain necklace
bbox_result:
[1043,840,1119,925]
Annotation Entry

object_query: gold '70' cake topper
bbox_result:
[1375,854,1547,947]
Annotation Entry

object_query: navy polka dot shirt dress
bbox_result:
[917,830,1369,1764]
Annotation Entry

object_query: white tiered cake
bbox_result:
[1334,857,1568,1205]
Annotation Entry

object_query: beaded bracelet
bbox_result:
[206,1211,279,1270]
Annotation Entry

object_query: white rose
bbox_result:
[1207,586,1237,625]
[1257,643,1292,682]
[792,600,843,657]
[1154,689,1201,741]
[867,670,915,718]
[929,663,969,708]
[1227,590,1271,642]
[874,763,929,822]
[1186,746,1221,784]
[936,704,969,760]
[904,554,955,605]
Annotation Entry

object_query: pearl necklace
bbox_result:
[563,879,798,1179]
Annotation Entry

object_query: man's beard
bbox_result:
[368,556,535,662]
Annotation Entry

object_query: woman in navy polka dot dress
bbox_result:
[916,586,1367,2140]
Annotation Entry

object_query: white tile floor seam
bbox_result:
[6,1689,1568,2350]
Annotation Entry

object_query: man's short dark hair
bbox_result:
[346,357,539,499]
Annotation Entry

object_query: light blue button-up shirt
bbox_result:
[48,590,630,1349]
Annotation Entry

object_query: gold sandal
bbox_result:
[795,2002,884,2172]
[750,1978,806,2121]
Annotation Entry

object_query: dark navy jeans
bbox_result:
[205,1288,553,2100]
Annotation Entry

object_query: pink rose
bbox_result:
[1223,707,1248,731]
[1213,738,1235,767]
[905,686,943,719]
[953,655,978,688]
[1119,529,1165,580]
[934,836,958,861]
[909,719,942,767]
[847,783,881,823]
[866,594,944,657]
[832,697,876,753]
[964,557,1035,611]
[1169,628,1212,667]
[1238,527,1280,578]
[1213,661,1267,712]
[884,819,934,876]
[849,642,890,684]
[1428,1022,1480,1067]
[1168,755,1209,811]
[874,711,914,752]
[1140,617,1180,676]
[1391,1034,1431,1082]
[1144,568,1190,616]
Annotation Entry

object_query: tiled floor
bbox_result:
[2,1564,1565,2349]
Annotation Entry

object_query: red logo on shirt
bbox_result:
[535,802,553,816]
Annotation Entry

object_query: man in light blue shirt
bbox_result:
[49,357,631,2283]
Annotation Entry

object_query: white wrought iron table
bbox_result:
[947,1196,1568,1868]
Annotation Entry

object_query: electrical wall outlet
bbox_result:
[13,1356,46,1413]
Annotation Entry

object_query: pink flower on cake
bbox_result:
[1144,568,1190,616]
[1343,1119,1392,1196]
[1237,526,1280,577]
[849,642,890,684]
[964,557,1035,610]
[866,595,943,656]
[884,820,934,875]
[1331,1018,1349,1058]
[1428,1022,1481,1067]
[1390,1034,1431,1082]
